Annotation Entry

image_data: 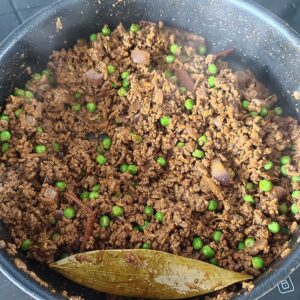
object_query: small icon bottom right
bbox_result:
[278,276,295,294]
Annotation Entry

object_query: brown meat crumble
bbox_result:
[0,21,299,299]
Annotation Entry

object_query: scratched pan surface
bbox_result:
[0,0,300,299]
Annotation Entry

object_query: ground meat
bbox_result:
[0,22,299,299]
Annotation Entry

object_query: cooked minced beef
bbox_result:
[0,21,300,299]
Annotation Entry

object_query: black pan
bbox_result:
[0,0,300,299]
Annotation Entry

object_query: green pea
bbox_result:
[249,111,259,117]
[33,73,41,81]
[274,107,283,116]
[144,206,154,217]
[198,45,207,55]
[192,236,203,250]
[177,141,185,148]
[259,107,268,117]
[80,191,89,200]
[127,164,138,175]
[280,165,288,176]
[99,215,110,228]
[157,156,167,167]
[34,144,47,154]
[160,116,171,127]
[263,161,273,171]
[0,114,9,121]
[268,221,281,234]
[202,245,215,258]
[55,181,67,192]
[166,54,175,64]
[208,76,216,88]
[246,182,255,191]
[198,134,207,146]
[118,87,127,97]
[291,190,300,200]
[21,239,31,251]
[72,103,81,112]
[291,176,300,182]
[245,237,255,248]
[53,142,61,152]
[36,126,44,133]
[165,68,174,79]
[139,220,150,231]
[208,64,218,75]
[209,258,218,266]
[208,199,218,211]
[14,88,25,96]
[91,184,101,192]
[212,230,222,242]
[25,91,34,98]
[279,203,288,214]
[42,69,50,77]
[49,217,56,225]
[0,130,11,141]
[243,194,255,204]
[184,98,194,110]
[96,155,106,165]
[102,137,112,150]
[73,92,82,100]
[63,207,75,219]
[241,100,250,110]
[192,149,205,159]
[148,64,154,72]
[119,163,128,173]
[89,191,99,200]
[112,82,119,89]
[291,203,299,214]
[238,241,245,251]
[170,44,180,55]
[252,256,264,270]
[179,86,187,94]
[280,155,291,165]
[121,71,129,80]
[164,70,173,79]
[130,23,140,33]
[112,205,124,217]
[1,142,10,153]
[133,225,140,231]
[15,108,24,118]
[89,33,97,41]
[122,79,130,88]
[101,25,111,36]
[155,211,164,223]
[86,102,97,113]
[259,179,273,192]
[48,74,56,85]
[142,242,151,249]
[107,64,115,75]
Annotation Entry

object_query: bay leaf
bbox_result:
[50,249,252,299]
